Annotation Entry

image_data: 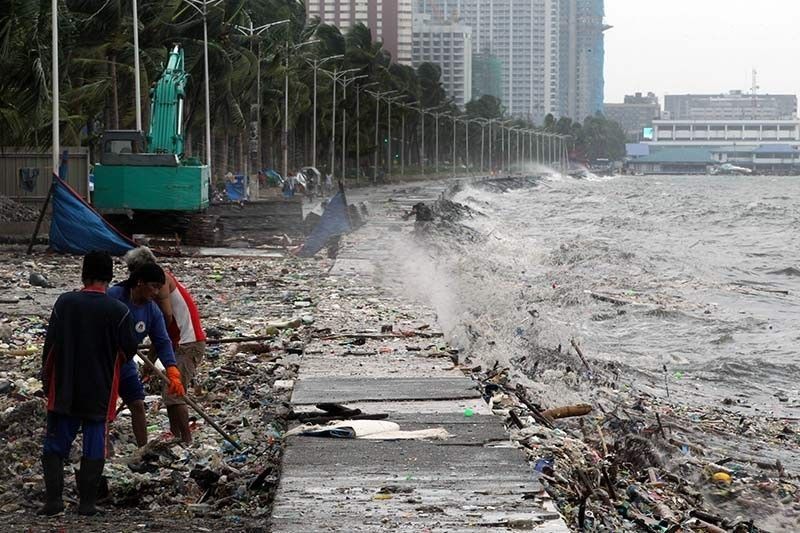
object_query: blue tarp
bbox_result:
[49,175,135,255]
[297,191,352,257]
[225,174,247,201]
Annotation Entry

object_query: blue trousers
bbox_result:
[43,412,106,460]
[118,359,145,405]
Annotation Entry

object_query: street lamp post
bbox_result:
[319,68,358,180]
[283,38,319,179]
[355,82,377,182]
[339,74,367,183]
[452,114,457,177]
[184,0,222,177]
[51,0,59,174]
[385,94,406,180]
[464,118,469,174]
[304,54,342,171]
[419,104,424,170]
[235,18,290,182]
[132,0,142,131]
[365,89,397,183]
[488,120,493,172]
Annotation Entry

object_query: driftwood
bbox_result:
[541,403,592,420]
[513,385,554,429]
[570,339,593,374]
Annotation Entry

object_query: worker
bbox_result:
[40,251,138,516]
[108,263,185,447]
[123,247,206,443]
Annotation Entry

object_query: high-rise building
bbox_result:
[415,0,562,123]
[414,0,606,123]
[560,0,607,121]
[664,91,798,121]
[412,14,473,106]
[306,0,413,65]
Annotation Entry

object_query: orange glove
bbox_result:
[165,366,185,397]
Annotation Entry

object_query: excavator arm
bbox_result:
[147,45,189,156]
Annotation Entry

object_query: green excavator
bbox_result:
[92,44,217,244]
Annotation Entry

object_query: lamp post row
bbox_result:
[51,3,570,187]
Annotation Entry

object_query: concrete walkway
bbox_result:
[271,182,569,532]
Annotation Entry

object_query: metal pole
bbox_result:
[452,114,456,177]
[283,44,289,179]
[202,6,212,175]
[420,106,424,171]
[51,0,59,175]
[500,125,504,171]
[387,100,392,179]
[488,121,493,172]
[355,87,360,182]
[341,81,346,182]
[465,120,469,175]
[312,60,318,170]
[435,114,439,174]
[401,111,405,176]
[373,93,379,183]
[480,125,485,172]
[330,68,337,179]
[132,0,142,131]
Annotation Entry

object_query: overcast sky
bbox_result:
[604,0,800,103]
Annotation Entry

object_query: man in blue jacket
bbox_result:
[108,263,185,447]
[40,251,138,516]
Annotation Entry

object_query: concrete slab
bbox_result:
[291,377,481,405]
[299,352,462,379]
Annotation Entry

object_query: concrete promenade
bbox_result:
[271,182,569,532]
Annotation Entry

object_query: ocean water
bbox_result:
[396,174,800,412]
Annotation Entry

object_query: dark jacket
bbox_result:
[42,289,138,421]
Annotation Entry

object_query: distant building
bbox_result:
[664,91,798,121]
[625,117,800,174]
[306,0,413,65]
[604,92,661,140]
[650,119,800,145]
[560,0,608,121]
[414,0,564,122]
[412,14,473,106]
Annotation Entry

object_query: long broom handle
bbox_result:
[138,352,243,450]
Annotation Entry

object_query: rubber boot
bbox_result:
[77,457,105,516]
[37,454,64,516]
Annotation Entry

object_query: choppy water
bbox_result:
[397,174,800,412]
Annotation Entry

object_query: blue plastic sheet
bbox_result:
[225,175,247,201]
[297,191,352,257]
[48,175,135,255]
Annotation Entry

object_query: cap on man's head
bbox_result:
[82,251,114,283]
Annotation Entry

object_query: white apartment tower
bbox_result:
[306,0,413,65]
[415,0,562,122]
[415,0,606,122]
[412,14,473,106]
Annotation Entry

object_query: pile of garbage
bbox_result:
[0,196,38,223]
[470,352,798,532]
[0,250,330,528]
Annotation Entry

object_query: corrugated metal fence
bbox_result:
[0,147,90,205]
